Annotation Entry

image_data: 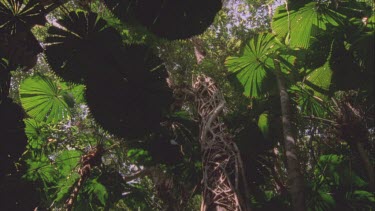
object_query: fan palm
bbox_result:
[0,0,46,68]
[19,74,74,124]
[272,1,344,49]
[103,0,222,40]
[44,11,123,83]
[45,11,173,139]
[226,33,306,211]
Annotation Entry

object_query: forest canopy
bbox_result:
[0,0,374,210]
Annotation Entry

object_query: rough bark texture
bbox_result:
[65,145,104,211]
[193,75,250,211]
[274,59,306,211]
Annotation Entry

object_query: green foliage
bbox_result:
[258,112,269,138]
[225,33,279,97]
[307,190,335,211]
[1,0,374,210]
[272,1,344,48]
[19,74,73,123]
[304,45,333,98]
[127,148,152,165]
[54,172,80,203]
[345,190,375,210]
[84,178,109,206]
[290,85,326,117]
[24,155,57,183]
[55,150,82,177]
[316,154,367,188]
[24,118,43,140]
[306,154,375,210]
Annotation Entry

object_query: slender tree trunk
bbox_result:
[273,58,306,211]
[272,147,288,195]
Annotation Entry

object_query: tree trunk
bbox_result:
[191,39,250,211]
[194,75,250,211]
[273,58,306,211]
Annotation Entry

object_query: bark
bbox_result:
[191,39,250,211]
[272,147,288,195]
[65,145,104,211]
[194,75,250,211]
[273,58,306,211]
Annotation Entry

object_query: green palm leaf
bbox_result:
[225,33,278,97]
[24,118,43,140]
[272,1,344,49]
[19,75,71,123]
[290,85,326,117]
[304,40,334,99]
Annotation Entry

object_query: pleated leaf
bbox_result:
[19,75,71,123]
[225,33,278,97]
[290,85,326,117]
[305,41,334,99]
[44,11,122,83]
[103,0,222,40]
[272,2,344,49]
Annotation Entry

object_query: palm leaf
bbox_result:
[272,1,345,49]
[290,85,326,117]
[103,0,222,40]
[0,0,46,33]
[24,118,43,140]
[303,39,335,99]
[85,45,173,139]
[350,30,374,73]
[19,74,71,123]
[0,0,46,67]
[44,11,122,83]
[307,190,336,211]
[258,112,269,138]
[56,150,82,177]
[225,33,278,97]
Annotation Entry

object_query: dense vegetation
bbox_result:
[0,0,374,210]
